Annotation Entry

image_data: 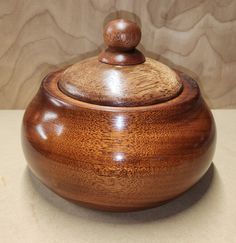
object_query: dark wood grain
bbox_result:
[22,69,216,211]
[98,19,145,65]
[98,48,145,66]
[104,19,141,51]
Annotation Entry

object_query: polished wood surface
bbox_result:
[98,19,145,65]
[59,57,183,106]
[22,69,216,211]
[98,48,145,66]
[0,0,235,109]
[103,19,141,51]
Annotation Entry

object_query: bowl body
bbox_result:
[22,70,216,211]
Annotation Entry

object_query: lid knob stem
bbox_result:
[98,19,145,66]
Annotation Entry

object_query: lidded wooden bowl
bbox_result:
[22,19,216,212]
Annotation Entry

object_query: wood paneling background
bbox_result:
[0,0,235,109]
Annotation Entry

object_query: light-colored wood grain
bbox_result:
[0,0,235,109]
[59,57,182,106]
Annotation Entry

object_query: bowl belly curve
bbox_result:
[22,74,216,211]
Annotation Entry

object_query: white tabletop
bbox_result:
[0,110,236,243]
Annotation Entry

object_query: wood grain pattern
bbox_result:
[103,19,141,51]
[0,0,235,108]
[98,48,145,66]
[59,57,182,106]
[22,69,216,211]
[98,18,145,65]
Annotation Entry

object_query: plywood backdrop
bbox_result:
[0,0,235,109]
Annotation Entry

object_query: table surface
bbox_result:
[0,110,236,243]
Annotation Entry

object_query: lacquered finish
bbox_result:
[98,19,145,65]
[59,57,183,107]
[103,19,141,51]
[22,70,216,211]
[98,48,145,66]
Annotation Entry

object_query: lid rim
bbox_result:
[42,69,200,113]
[58,78,184,107]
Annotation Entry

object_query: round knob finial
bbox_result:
[99,19,145,65]
[104,19,141,51]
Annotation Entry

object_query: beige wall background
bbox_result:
[0,0,235,109]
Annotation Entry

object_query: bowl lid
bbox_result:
[58,19,183,107]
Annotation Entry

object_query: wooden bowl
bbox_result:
[22,19,216,212]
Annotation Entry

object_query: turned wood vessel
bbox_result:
[22,19,216,212]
